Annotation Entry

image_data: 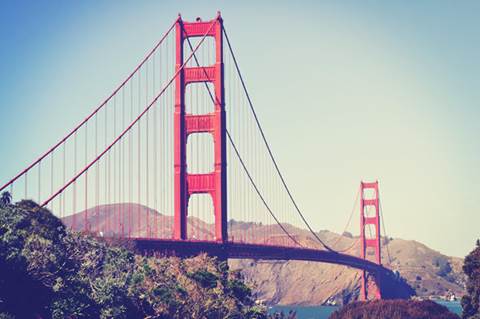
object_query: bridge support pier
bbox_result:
[359,181,382,300]
[361,269,382,301]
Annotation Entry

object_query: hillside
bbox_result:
[63,203,466,306]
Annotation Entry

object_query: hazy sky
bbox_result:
[0,1,479,257]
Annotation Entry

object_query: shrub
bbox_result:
[188,269,219,289]
[462,240,480,319]
[329,299,459,319]
[0,198,267,318]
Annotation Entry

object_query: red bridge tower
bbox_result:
[360,181,382,300]
[173,14,227,242]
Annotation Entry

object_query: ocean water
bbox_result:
[269,301,462,319]
[268,305,339,319]
[437,300,462,316]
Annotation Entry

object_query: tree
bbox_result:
[0,191,11,207]
[462,240,480,319]
[0,199,269,318]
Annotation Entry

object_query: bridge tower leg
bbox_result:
[359,181,382,300]
[174,14,227,242]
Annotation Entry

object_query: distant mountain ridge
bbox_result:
[63,203,466,305]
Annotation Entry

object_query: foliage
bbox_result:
[328,299,460,319]
[462,240,480,319]
[434,256,453,278]
[0,198,268,318]
[0,192,11,207]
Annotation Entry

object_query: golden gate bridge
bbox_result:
[0,12,412,300]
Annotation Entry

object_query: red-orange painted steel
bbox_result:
[174,14,227,242]
[134,239,387,273]
[360,180,382,300]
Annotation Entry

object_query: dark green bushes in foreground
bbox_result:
[462,240,480,319]
[0,198,267,318]
[329,299,459,319]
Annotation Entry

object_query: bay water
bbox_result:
[269,301,462,319]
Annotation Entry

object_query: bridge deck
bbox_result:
[134,238,386,274]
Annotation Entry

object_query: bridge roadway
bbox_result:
[134,239,389,275]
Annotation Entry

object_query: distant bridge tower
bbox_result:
[173,14,227,242]
[360,181,382,300]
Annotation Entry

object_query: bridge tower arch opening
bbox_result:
[173,14,227,242]
[360,180,382,300]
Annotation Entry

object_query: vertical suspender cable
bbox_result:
[114,96,117,234]
[153,51,158,238]
[104,104,108,235]
[129,77,133,238]
[379,195,392,265]
[138,70,141,236]
[121,85,126,236]
[38,162,41,204]
[62,142,66,218]
[73,131,77,230]
[95,113,99,234]
[24,172,27,201]
[50,152,54,211]
[85,121,88,232]
[146,58,150,238]
[223,27,334,252]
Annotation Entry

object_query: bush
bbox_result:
[462,240,480,319]
[433,256,452,277]
[329,299,459,319]
[188,269,219,289]
[0,198,267,318]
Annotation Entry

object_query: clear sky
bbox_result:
[0,1,479,257]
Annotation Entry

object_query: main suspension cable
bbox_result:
[223,26,334,252]
[41,18,217,208]
[379,193,392,265]
[333,237,361,253]
[327,186,360,249]
[0,18,178,194]
[183,28,302,248]
[226,131,302,247]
